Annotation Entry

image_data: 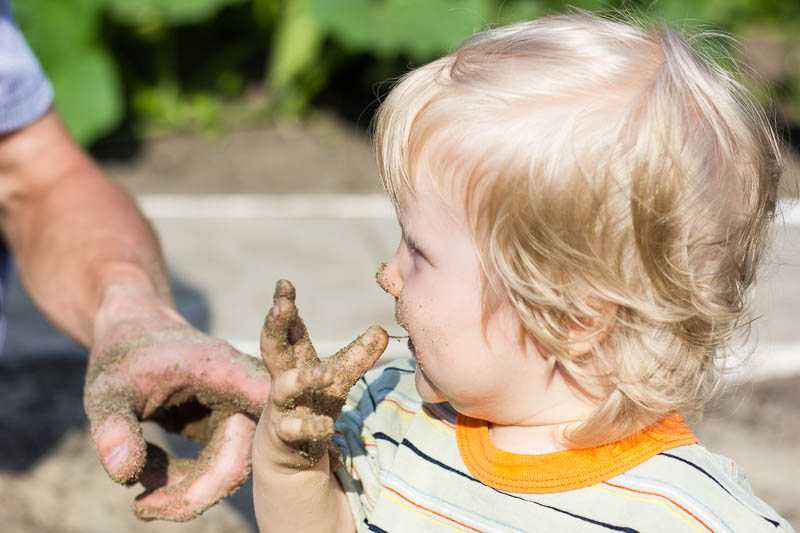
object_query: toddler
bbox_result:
[253,10,792,532]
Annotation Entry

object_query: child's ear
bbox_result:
[564,302,618,357]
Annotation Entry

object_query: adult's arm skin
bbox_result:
[0,111,169,340]
[0,110,270,521]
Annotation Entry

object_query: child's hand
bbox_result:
[259,279,388,470]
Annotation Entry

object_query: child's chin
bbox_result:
[415,368,446,403]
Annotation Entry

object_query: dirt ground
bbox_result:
[102,114,383,195]
[1,114,798,531]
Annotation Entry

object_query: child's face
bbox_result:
[376,180,584,425]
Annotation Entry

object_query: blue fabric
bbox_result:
[0,0,53,349]
[0,0,53,133]
[0,244,7,349]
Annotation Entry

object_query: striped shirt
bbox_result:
[332,358,793,532]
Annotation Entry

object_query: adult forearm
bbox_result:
[12,169,170,345]
[0,112,172,346]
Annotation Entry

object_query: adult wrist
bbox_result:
[96,261,171,305]
[91,261,184,348]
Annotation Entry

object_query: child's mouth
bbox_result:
[388,332,412,356]
[385,333,414,354]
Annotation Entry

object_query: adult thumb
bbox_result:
[85,386,147,484]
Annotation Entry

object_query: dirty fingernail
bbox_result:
[106,443,129,473]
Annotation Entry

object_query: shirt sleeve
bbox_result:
[0,0,53,133]
[708,451,796,532]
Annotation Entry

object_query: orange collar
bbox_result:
[456,413,697,493]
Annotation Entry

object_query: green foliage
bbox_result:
[268,0,324,114]
[492,1,545,26]
[52,49,122,144]
[107,0,246,28]
[132,85,221,134]
[10,0,800,145]
[12,0,122,144]
[311,0,491,59]
[268,0,534,114]
[11,0,246,144]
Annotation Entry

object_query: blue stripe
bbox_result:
[398,438,639,533]
[365,517,387,532]
[381,366,415,374]
[361,376,377,411]
[659,452,780,528]
[374,431,399,446]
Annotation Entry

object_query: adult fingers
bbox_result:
[138,443,193,494]
[329,325,388,396]
[84,384,147,485]
[185,344,271,419]
[133,413,256,522]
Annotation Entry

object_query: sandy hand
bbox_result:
[84,294,269,522]
[259,279,388,469]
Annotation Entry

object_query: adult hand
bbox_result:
[83,284,269,521]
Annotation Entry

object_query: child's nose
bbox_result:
[376,261,402,298]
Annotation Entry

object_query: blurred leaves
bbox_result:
[268,0,324,114]
[268,0,497,114]
[51,49,122,144]
[107,0,247,28]
[9,0,800,145]
[311,0,491,58]
[11,0,122,144]
[11,0,249,142]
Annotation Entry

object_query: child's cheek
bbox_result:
[395,294,411,331]
[396,290,424,340]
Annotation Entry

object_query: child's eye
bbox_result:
[405,240,425,261]
[410,245,430,265]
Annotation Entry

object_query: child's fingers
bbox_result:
[276,278,314,361]
[271,365,336,408]
[329,325,388,396]
[273,278,296,302]
[287,314,319,365]
[260,291,300,373]
[276,411,335,445]
[293,338,318,365]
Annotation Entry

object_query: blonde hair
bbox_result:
[375,10,782,447]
